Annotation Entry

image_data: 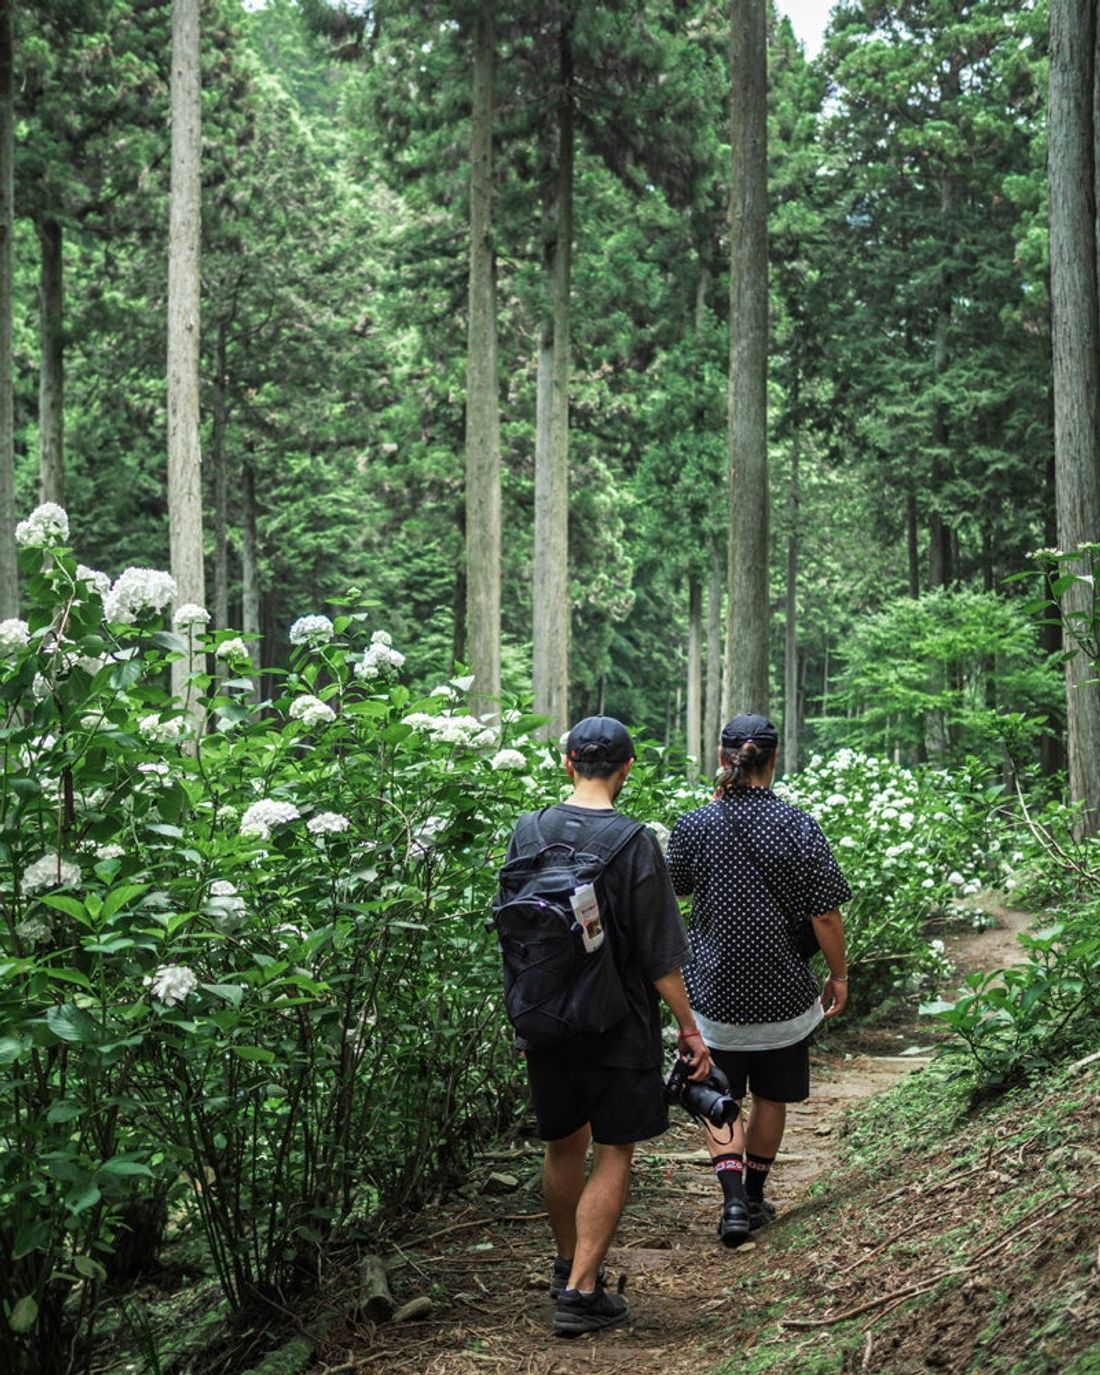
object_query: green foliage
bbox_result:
[821,588,1062,766]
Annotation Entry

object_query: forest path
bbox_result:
[327,899,1034,1375]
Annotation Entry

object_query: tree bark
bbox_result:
[36,214,64,505]
[784,424,800,776]
[705,537,722,756]
[725,0,770,715]
[0,0,16,616]
[1048,0,1100,833]
[686,577,702,781]
[241,454,260,696]
[212,320,229,633]
[532,19,573,739]
[167,0,206,705]
[464,0,501,716]
[906,485,919,597]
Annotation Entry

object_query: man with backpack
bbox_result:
[493,715,710,1338]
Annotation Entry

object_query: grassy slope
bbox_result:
[712,1055,1100,1375]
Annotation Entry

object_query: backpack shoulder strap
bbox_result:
[574,812,644,865]
[511,809,548,857]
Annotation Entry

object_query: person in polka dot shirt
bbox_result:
[665,713,851,1246]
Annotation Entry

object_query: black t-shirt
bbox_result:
[666,787,852,1025]
[505,803,690,1069]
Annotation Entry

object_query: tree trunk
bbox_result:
[725,0,769,716]
[532,20,573,739]
[167,0,206,705]
[783,424,800,776]
[241,454,260,695]
[0,0,15,616]
[906,485,919,597]
[464,0,501,716]
[686,577,702,781]
[1048,0,1100,833]
[36,214,64,506]
[705,537,722,758]
[212,320,229,632]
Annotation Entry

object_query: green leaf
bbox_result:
[46,968,94,991]
[9,1296,38,1333]
[39,895,89,923]
[45,1004,99,1045]
[101,884,148,923]
[12,1220,49,1260]
[201,983,244,1006]
[46,1102,83,1124]
[64,1182,101,1216]
[108,659,142,690]
[72,1256,108,1282]
[151,631,190,654]
[98,1158,154,1178]
[232,1045,276,1063]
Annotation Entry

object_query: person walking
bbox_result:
[665,713,851,1246]
[497,715,711,1336]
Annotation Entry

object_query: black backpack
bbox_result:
[490,809,642,1047]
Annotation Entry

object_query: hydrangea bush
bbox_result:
[0,510,560,1371]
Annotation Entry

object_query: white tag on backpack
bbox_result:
[570,883,604,952]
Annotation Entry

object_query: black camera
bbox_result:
[665,1057,740,1128]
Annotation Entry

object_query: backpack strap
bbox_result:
[512,809,642,864]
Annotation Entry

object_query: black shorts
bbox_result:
[709,1035,812,1104]
[524,1053,669,1145]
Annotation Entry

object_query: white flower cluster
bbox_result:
[0,618,30,653]
[138,714,186,745]
[410,814,447,858]
[402,711,497,749]
[145,964,198,1007]
[490,749,527,772]
[173,603,210,630]
[76,565,111,600]
[95,843,125,862]
[355,629,405,681]
[15,502,69,548]
[22,852,82,894]
[240,798,301,839]
[208,878,246,926]
[289,614,334,646]
[104,567,178,623]
[289,694,336,728]
[15,914,52,946]
[137,761,171,782]
[215,636,250,661]
[307,811,351,835]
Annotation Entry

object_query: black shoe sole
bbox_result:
[553,1309,629,1338]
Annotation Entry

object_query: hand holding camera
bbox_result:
[664,1055,740,1128]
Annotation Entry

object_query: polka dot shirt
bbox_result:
[665,787,852,1026]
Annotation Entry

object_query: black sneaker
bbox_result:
[717,1198,752,1248]
[553,1283,629,1337]
[550,1256,606,1300]
[748,1197,777,1230]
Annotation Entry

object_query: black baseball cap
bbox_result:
[565,715,635,765]
[720,713,778,747]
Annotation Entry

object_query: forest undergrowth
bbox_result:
[294,901,1100,1375]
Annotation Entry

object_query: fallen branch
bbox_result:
[410,1212,547,1246]
[779,1268,969,1329]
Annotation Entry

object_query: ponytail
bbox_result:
[716,738,776,797]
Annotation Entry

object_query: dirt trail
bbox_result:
[325,902,1034,1375]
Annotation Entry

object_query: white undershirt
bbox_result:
[694,997,824,1052]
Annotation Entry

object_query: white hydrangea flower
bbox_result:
[930,938,946,955]
[0,618,30,653]
[240,798,301,840]
[355,637,405,680]
[410,815,446,858]
[208,879,246,925]
[825,793,847,808]
[307,811,351,835]
[104,567,177,622]
[370,629,392,647]
[75,564,111,600]
[15,914,52,946]
[137,761,170,777]
[288,694,336,728]
[31,673,50,702]
[145,964,198,1007]
[22,852,82,894]
[215,636,250,661]
[401,712,437,730]
[15,502,69,548]
[921,877,935,889]
[95,843,125,862]
[646,820,671,854]
[173,603,211,630]
[490,749,526,772]
[289,615,334,646]
[947,871,965,887]
[138,714,186,744]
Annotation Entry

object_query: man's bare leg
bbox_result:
[567,1142,633,1291]
[543,1124,591,1262]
